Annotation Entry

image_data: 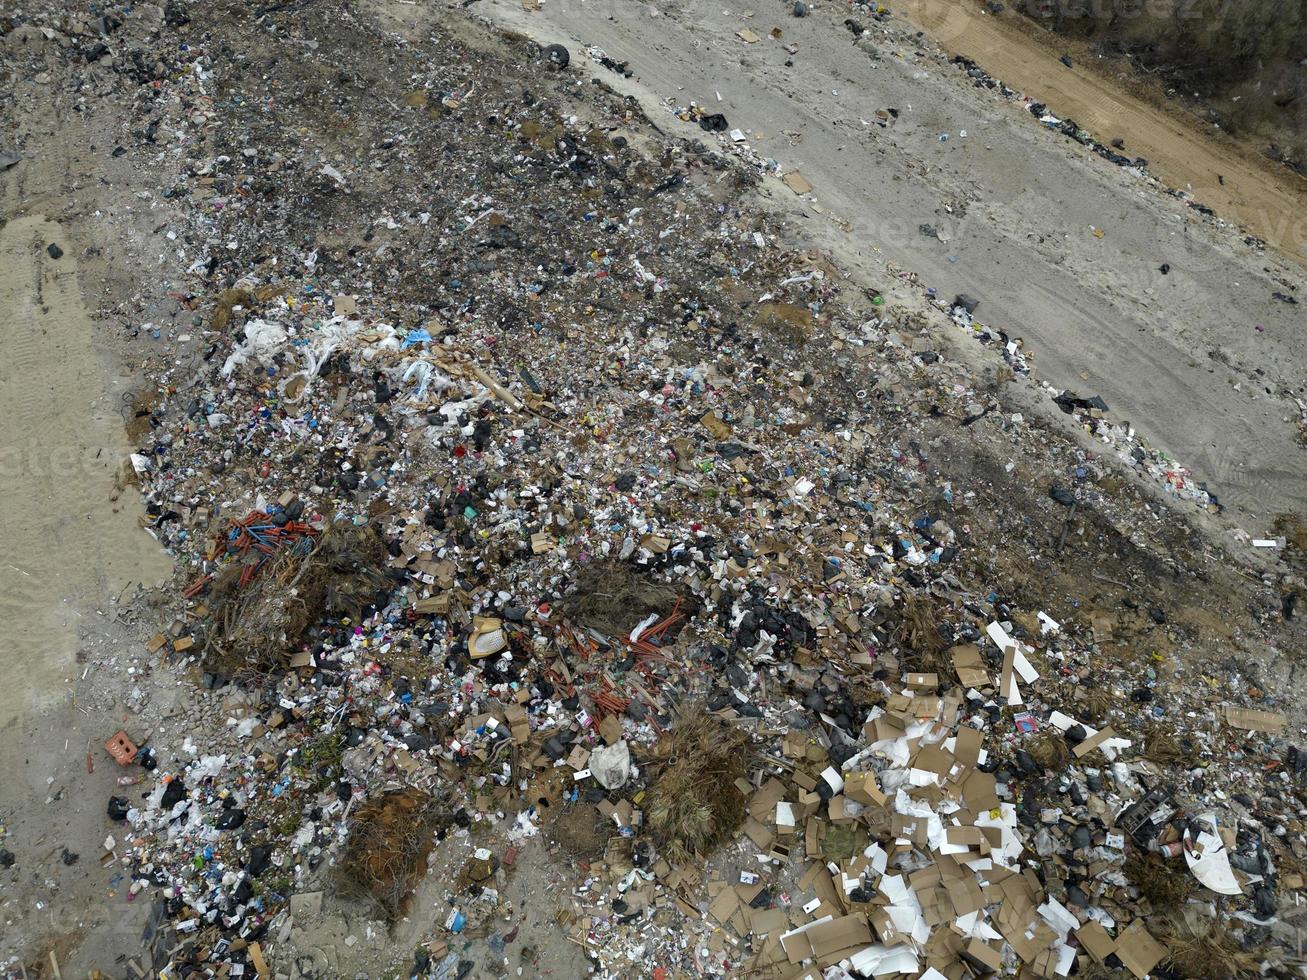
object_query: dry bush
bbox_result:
[1023,0,1307,164]
[891,591,950,676]
[1142,722,1185,764]
[1076,964,1132,980]
[645,712,751,864]
[338,788,445,920]
[1025,731,1072,771]
[561,559,684,639]
[207,522,387,679]
[1080,681,1114,723]
[1124,850,1194,910]
[1159,909,1261,979]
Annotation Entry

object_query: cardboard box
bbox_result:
[844,771,887,807]
[780,915,873,964]
[950,644,990,688]
[961,938,1002,974]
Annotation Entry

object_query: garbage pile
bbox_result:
[4,1,1303,978]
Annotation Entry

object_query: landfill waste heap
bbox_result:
[2,0,1306,979]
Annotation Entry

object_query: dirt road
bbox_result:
[469,0,1307,529]
[903,0,1307,262]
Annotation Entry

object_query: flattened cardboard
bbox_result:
[1071,725,1117,759]
[750,907,788,936]
[962,938,1002,973]
[598,714,623,745]
[709,886,740,925]
[782,171,814,195]
[1222,705,1287,733]
[1075,921,1116,963]
[961,769,1000,813]
[1115,920,1167,979]
[743,818,775,850]
[999,642,1021,706]
[950,644,990,688]
[750,778,788,819]
[780,915,873,964]
[953,727,983,769]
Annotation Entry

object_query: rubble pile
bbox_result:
[1,1,1304,979]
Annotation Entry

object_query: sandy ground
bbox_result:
[0,215,170,734]
[0,215,173,971]
[468,0,1307,532]
[0,35,175,971]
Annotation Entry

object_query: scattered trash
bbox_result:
[541,43,569,68]
[6,4,1298,979]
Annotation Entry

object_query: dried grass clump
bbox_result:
[1159,910,1261,979]
[1080,681,1114,723]
[562,559,683,639]
[892,591,951,676]
[1025,732,1072,771]
[1076,964,1132,980]
[645,713,751,864]
[338,788,445,920]
[1274,513,1307,572]
[1124,851,1194,910]
[208,522,387,679]
[1141,722,1185,764]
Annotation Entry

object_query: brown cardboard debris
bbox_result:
[248,943,269,979]
[749,777,787,818]
[953,726,983,768]
[844,771,886,807]
[1115,920,1168,979]
[780,915,872,964]
[743,818,775,850]
[750,907,788,936]
[999,641,1020,705]
[1072,724,1118,758]
[565,745,590,770]
[468,616,506,658]
[782,171,814,195]
[599,713,623,745]
[737,28,762,42]
[950,644,990,688]
[1222,705,1287,733]
[701,410,733,440]
[961,937,1002,973]
[1075,921,1117,963]
[708,886,740,925]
